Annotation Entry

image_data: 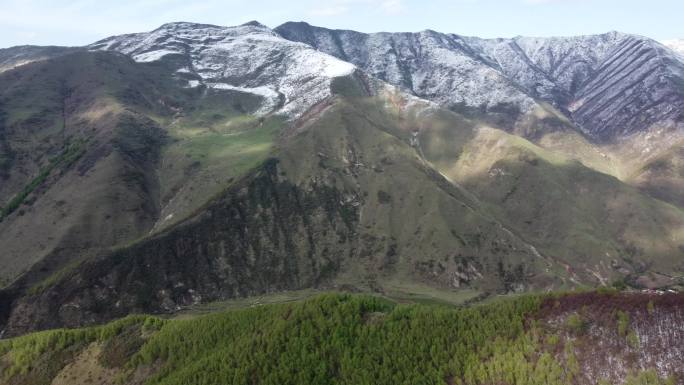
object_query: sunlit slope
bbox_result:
[413,110,684,285]
[342,90,684,285]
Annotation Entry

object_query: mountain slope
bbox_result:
[422,125,684,283]
[357,90,684,285]
[4,87,684,336]
[2,93,564,335]
[0,45,79,73]
[275,22,684,210]
[0,20,368,288]
[0,47,284,289]
[275,22,542,127]
[0,51,174,288]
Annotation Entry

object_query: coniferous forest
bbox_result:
[1,292,680,385]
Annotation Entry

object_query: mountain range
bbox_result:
[0,21,683,339]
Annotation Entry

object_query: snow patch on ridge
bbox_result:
[206,82,281,115]
[133,49,181,62]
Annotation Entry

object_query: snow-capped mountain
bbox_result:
[89,21,357,117]
[2,22,682,140]
[275,23,540,115]
[276,22,684,140]
[466,32,684,139]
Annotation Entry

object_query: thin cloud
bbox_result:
[523,0,588,3]
[379,0,406,14]
[308,5,349,17]
[309,0,405,18]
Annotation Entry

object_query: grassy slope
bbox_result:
[629,138,684,208]
[2,93,571,338]
[533,124,684,211]
[452,128,684,283]
[0,52,173,286]
[11,87,684,333]
[326,90,683,287]
[153,90,283,231]
[1,292,681,385]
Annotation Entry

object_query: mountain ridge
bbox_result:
[275,21,684,141]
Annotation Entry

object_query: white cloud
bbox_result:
[523,0,587,3]
[379,0,406,14]
[308,5,349,17]
[308,0,405,18]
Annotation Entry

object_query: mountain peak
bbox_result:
[89,19,356,118]
[241,20,268,28]
[154,21,222,31]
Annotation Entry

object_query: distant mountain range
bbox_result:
[0,21,682,338]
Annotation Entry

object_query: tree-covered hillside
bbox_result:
[1,292,681,385]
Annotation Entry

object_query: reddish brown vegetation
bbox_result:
[537,291,684,319]
[534,291,684,385]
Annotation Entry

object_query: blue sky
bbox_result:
[1,0,683,48]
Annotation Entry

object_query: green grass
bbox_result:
[378,279,483,306]
[0,140,85,221]
[170,289,328,319]
[26,256,86,295]
[154,102,283,230]
[172,285,481,320]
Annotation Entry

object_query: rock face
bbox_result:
[90,22,357,118]
[276,22,684,140]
